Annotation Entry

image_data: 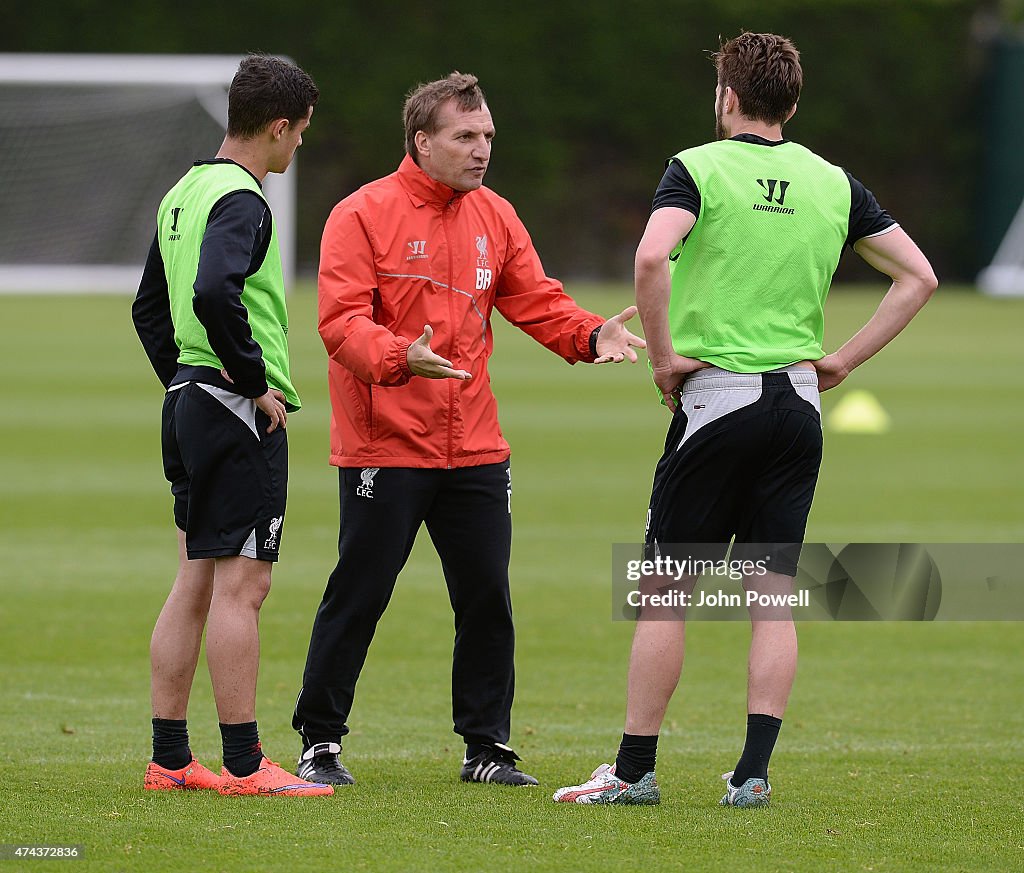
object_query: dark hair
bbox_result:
[403,72,486,159]
[714,32,802,126]
[226,53,319,139]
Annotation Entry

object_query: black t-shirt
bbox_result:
[651,134,897,245]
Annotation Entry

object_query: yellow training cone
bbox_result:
[827,390,891,434]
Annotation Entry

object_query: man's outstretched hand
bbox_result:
[407,325,472,380]
[594,306,647,364]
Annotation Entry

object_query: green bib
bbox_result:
[157,162,299,409]
[667,140,850,373]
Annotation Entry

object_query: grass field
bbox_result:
[1,285,1022,872]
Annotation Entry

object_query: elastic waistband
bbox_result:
[169,365,237,395]
[682,365,818,394]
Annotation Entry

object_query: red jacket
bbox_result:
[318,156,604,468]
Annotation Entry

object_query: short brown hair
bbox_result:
[403,72,486,159]
[713,32,802,126]
[227,53,319,139]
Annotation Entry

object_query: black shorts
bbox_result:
[645,366,823,576]
[161,382,288,562]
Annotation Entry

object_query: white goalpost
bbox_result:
[0,54,297,293]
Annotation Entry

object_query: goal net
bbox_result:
[0,54,296,293]
[978,197,1024,296]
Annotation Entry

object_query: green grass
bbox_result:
[1,285,1022,872]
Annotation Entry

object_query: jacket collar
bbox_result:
[397,154,468,209]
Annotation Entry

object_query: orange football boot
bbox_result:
[218,757,334,797]
[144,758,222,791]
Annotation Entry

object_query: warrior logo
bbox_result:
[356,467,380,498]
[264,515,283,550]
[753,179,795,215]
[756,178,790,205]
[168,206,183,241]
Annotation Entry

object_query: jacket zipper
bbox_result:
[443,199,456,469]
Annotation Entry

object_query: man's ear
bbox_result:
[784,102,798,124]
[723,86,738,114]
[270,118,290,140]
[414,129,430,160]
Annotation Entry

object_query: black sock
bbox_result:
[152,718,191,770]
[731,713,782,786]
[220,721,262,778]
[614,733,658,784]
[466,743,488,760]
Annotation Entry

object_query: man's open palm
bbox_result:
[407,325,472,380]
[594,306,647,364]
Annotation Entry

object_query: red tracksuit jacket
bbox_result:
[318,155,604,468]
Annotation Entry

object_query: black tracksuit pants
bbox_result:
[293,461,514,749]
